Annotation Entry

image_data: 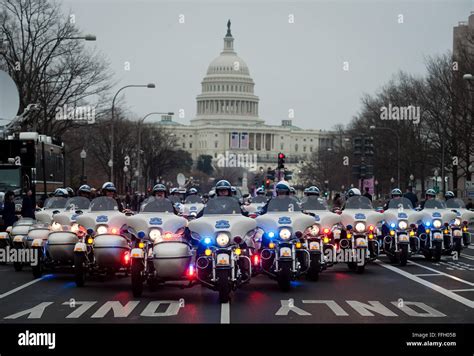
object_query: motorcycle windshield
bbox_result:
[65,197,90,210]
[267,196,301,212]
[446,199,465,209]
[300,196,327,211]
[89,197,118,211]
[387,197,413,210]
[203,196,241,215]
[345,196,373,210]
[141,197,174,213]
[424,199,447,209]
[184,195,201,204]
[252,196,268,204]
[169,196,181,204]
[44,197,68,209]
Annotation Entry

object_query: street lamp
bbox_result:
[80,149,87,184]
[110,83,156,180]
[463,74,473,81]
[390,177,395,189]
[370,125,400,187]
[136,111,174,192]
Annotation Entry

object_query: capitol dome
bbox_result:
[191,20,263,126]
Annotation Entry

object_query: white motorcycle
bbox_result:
[418,199,457,261]
[382,197,423,266]
[30,197,91,278]
[178,195,205,220]
[188,196,256,303]
[300,196,342,279]
[446,198,474,251]
[255,196,315,290]
[340,196,383,273]
[74,196,133,286]
[5,217,36,271]
[127,197,193,297]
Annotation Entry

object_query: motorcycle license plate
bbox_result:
[398,234,409,242]
[433,233,443,240]
[216,253,230,265]
[309,241,320,250]
[280,247,292,257]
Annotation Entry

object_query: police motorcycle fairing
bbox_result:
[300,196,342,279]
[35,197,68,225]
[73,196,134,286]
[178,195,205,220]
[382,197,423,266]
[127,197,193,297]
[446,198,474,252]
[30,197,91,278]
[187,196,256,303]
[340,196,383,273]
[242,195,268,217]
[7,217,37,271]
[418,200,457,261]
[255,196,315,290]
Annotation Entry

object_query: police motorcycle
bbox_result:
[418,194,457,261]
[445,193,474,252]
[6,217,36,271]
[339,189,383,273]
[178,189,205,220]
[242,188,268,216]
[255,182,315,290]
[188,180,256,303]
[30,196,91,278]
[127,196,193,297]
[73,195,134,286]
[382,194,423,266]
[300,193,342,278]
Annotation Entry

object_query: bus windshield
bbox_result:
[0,168,21,190]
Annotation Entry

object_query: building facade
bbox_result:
[157,22,334,181]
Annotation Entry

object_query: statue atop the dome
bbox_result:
[226,19,232,36]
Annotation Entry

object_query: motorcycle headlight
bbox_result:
[398,221,408,230]
[454,218,461,226]
[71,223,79,233]
[307,224,319,237]
[96,225,108,235]
[149,228,162,242]
[433,219,442,229]
[216,232,230,247]
[51,222,62,231]
[279,228,292,240]
[355,222,366,233]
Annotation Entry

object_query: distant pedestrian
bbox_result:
[21,189,35,219]
[363,187,372,201]
[403,186,418,207]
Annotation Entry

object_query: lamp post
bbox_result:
[110,84,155,181]
[136,111,174,192]
[390,177,395,190]
[80,149,87,184]
[370,125,400,187]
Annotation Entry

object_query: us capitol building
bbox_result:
[157,21,334,181]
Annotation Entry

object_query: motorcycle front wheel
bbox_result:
[31,248,44,279]
[74,253,86,287]
[277,260,292,291]
[399,244,409,266]
[216,269,231,303]
[131,259,144,297]
[433,241,442,262]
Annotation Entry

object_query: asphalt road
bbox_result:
[0,245,472,324]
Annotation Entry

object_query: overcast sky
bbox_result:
[61,0,472,130]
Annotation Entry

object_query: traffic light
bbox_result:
[284,170,293,181]
[278,152,286,169]
[267,168,275,180]
[364,137,374,156]
[265,179,271,188]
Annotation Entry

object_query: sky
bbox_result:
[60,0,473,130]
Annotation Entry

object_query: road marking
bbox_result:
[461,254,474,261]
[220,303,230,324]
[449,288,474,292]
[407,261,474,286]
[0,275,53,299]
[413,273,442,277]
[375,261,474,309]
